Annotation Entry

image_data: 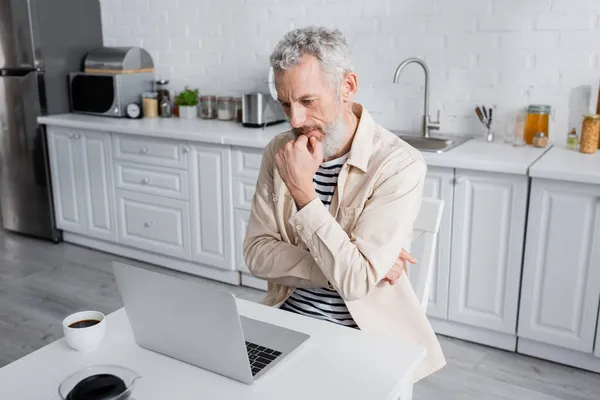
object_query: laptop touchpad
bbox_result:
[240,316,310,355]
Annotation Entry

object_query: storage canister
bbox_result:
[579,114,600,154]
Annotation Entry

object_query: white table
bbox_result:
[0,298,424,400]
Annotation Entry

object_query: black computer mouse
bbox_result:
[66,373,128,400]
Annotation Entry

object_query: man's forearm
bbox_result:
[243,233,329,288]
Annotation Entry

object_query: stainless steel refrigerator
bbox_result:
[0,0,103,242]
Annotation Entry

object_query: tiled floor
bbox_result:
[0,229,599,399]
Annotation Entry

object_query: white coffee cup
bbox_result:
[62,310,106,352]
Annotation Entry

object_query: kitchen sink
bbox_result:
[392,132,472,153]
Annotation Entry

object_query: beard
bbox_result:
[293,112,347,161]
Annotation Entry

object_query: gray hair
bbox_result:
[269,26,353,94]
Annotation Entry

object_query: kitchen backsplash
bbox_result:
[100,0,600,145]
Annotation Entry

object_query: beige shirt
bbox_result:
[243,104,446,382]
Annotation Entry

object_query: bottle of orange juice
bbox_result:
[524,105,551,145]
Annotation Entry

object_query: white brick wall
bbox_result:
[100,0,600,144]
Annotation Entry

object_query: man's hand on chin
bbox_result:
[274,135,323,209]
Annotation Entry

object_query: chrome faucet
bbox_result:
[393,58,440,138]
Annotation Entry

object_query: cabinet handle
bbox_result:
[141,178,149,184]
[144,221,154,228]
[182,146,191,153]
[140,147,149,154]
[74,133,81,139]
[454,177,465,184]
[68,133,74,139]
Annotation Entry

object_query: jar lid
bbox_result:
[155,79,169,85]
[218,96,234,101]
[584,114,600,119]
[142,92,158,98]
[527,104,551,114]
[535,132,546,138]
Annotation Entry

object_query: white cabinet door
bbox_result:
[448,169,528,334]
[47,127,117,241]
[234,209,251,273]
[189,143,234,270]
[519,178,600,353]
[79,131,117,242]
[46,128,85,233]
[408,167,453,320]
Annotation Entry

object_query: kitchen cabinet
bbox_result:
[409,167,454,320]
[47,127,117,241]
[47,128,84,233]
[518,178,600,354]
[189,143,235,270]
[448,169,527,337]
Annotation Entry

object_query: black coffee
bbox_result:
[66,374,127,400]
[68,319,100,329]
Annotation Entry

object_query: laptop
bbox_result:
[112,261,310,385]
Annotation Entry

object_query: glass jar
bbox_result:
[233,97,243,123]
[155,79,171,118]
[532,132,548,148]
[217,96,234,120]
[580,114,600,154]
[524,105,551,145]
[566,128,578,150]
[199,96,217,119]
[142,92,158,118]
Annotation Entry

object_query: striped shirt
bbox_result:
[280,154,358,329]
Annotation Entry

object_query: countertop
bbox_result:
[38,113,550,176]
[529,145,600,185]
[37,113,284,148]
[420,138,550,175]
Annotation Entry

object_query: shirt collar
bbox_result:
[346,103,375,173]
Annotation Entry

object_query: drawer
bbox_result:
[113,135,189,169]
[232,147,263,178]
[233,176,258,210]
[116,189,191,260]
[115,161,189,200]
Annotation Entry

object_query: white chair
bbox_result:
[407,197,444,312]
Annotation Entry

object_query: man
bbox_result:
[243,26,445,382]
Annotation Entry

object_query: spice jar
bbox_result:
[579,114,600,154]
[567,128,578,150]
[217,96,234,120]
[234,97,243,123]
[142,92,158,118]
[532,132,548,148]
[156,79,172,118]
[524,105,551,145]
[200,96,217,119]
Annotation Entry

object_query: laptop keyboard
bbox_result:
[245,341,282,376]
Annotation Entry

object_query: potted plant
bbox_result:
[176,86,199,119]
